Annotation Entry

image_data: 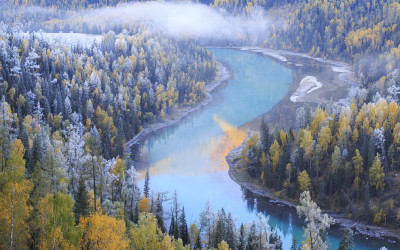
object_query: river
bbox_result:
[133,48,397,249]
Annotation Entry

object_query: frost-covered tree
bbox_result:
[200,200,215,247]
[338,228,354,250]
[297,191,333,250]
[65,127,87,193]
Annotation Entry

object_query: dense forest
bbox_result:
[234,0,400,233]
[1,0,399,249]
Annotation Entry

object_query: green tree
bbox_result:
[179,206,189,245]
[291,236,298,250]
[144,168,150,198]
[338,228,354,250]
[37,192,82,248]
[74,177,90,224]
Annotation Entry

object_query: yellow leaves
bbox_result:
[379,76,386,91]
[11,139,25,163]
[111,157,126,194]
[318,126,332,152]
[79,213,128,250]
[352,127,359,144]
[0,139,32,249]
[298,170,312,192]
[352,149,364,177]
[218,240,230,250]
[310,108,328,136]
[388,101,399,129]
[129,55,137,71]
[269,140,281,171]
[279,130,287,148]
[130,213,172,250]
[16,94,25,107]
[299,129,313,158]
[373,209,386,225]
[138,197,150,213]
[369,154,385,192]
[37,192,80,249]
[52,113,63,130]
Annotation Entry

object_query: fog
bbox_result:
[75,1,275,44]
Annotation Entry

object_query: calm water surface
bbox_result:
[134,48,396,249]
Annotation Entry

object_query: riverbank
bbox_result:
[235,46,355,131]
[224,47,400,244]
[125,61,230,150]
[226,138,400,243]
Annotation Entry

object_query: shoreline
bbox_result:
[226,140,400,243]
[125,61,230,150]
[224,48,400,243]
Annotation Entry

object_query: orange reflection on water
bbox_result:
[212,115,248,169]
[137,115,248,179]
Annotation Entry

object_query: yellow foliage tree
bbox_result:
[369,154,385,192]
[269,140,281,172]
[318,126,332,153]
[130,213,174,250]
[138,197,150,213]
[298,170,312,192]
[0,139,32,249]
[79,213,128,249]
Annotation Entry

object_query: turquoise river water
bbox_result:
[134,48,397,249]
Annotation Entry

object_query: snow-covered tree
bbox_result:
[297,191,333,250]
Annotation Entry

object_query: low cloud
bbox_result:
[75,1,274,44]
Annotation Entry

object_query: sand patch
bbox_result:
[290,76,323,102]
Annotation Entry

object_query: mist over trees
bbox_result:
[0,0,400,249]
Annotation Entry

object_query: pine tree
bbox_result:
[214,210,225,247]
[155,194,165,232]
[239,223,245,250]
[74,177,89,224]
[179,206,189,245]
[247,222,257,250]
[363,182,371,221]
[169,214,176,238]
[195,232,202,249]
[297,191,333,250]
[338,228,354,250]
[144,169,150,198]
[260,118,269,152]
[291,236,298,250]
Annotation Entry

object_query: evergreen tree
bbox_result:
[133,202,139,224]
[363,182,371,221]
[169,215,176,238]
[195,233,202,249]
[74,177,90,224]
[239,223,245,250]
[144,169,150,198]
[338,228,354,250]
[260,118,269,152]
[155,194,165,232]
[291,236,298,250]
[179,206,189,245]
[214,210,225,247]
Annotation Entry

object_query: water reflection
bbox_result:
[132,49,397,250]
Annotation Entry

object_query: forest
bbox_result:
[0,0,399,249]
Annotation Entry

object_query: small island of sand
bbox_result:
[290,76,323,102]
